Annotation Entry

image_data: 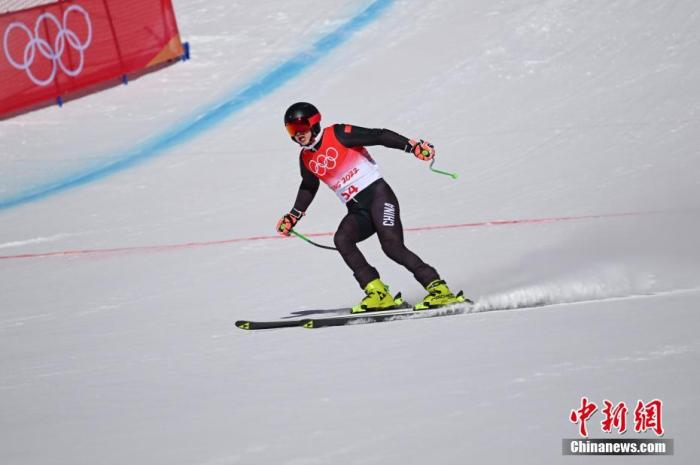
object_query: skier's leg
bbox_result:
[335,200,402,313]
[333,211,379,288]
[369,181,440,287]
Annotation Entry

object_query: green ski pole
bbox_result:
[290,229,338,251]
[429,159,459,179]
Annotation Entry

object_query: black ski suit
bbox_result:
[291,124,440,289]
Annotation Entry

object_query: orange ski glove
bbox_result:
[405,139,436,161]
[276,209,304,236]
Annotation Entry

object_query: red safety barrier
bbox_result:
[0,0,184,117]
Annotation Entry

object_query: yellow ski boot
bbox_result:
[414,279,469,310]
[351,278,403,314]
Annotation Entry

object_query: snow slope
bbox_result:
[1,0,699,464]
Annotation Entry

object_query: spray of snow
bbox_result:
[471,212,700,313]
[473,264,661,312]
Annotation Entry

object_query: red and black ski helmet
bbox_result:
[284,102,322,139]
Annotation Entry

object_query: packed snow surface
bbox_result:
[1,0,699,464]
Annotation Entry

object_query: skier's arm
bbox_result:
[334,124,436,160]
[277,159,319,236]
[334,124,410,150]
[292,157,320,213]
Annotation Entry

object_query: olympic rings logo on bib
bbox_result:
[308,147,338,177]
[3,5,93,87]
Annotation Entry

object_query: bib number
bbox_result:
[341,185,359,202]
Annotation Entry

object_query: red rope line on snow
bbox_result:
[0,210,655,261]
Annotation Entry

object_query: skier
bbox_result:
[276,102,466,313]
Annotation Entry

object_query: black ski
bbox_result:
[236,301,470,331]
[235,319,306,330]
[301,302,468,328]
